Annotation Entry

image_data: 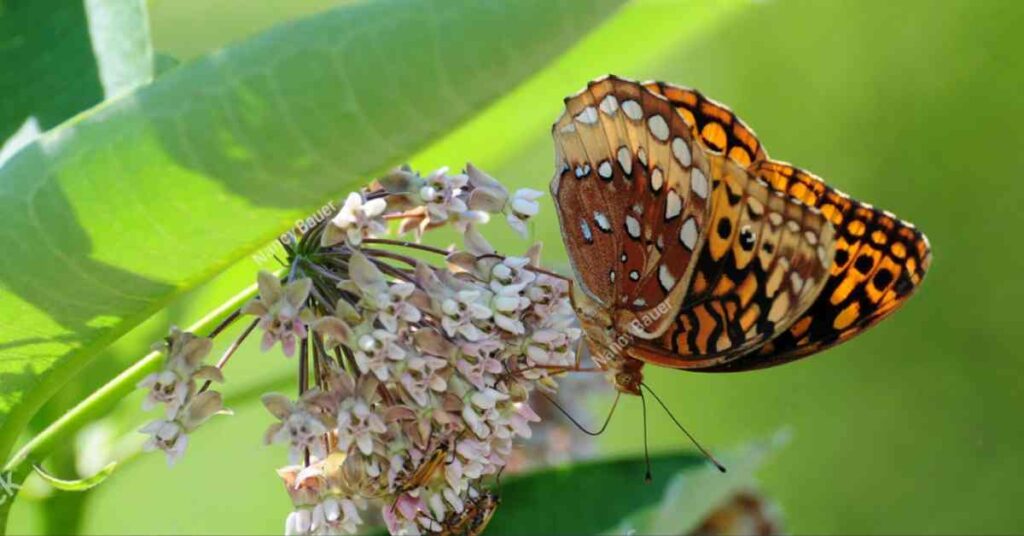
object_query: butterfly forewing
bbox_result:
[644,81,767,169]
[551,76,712,337]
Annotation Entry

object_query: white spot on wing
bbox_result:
[651,167,664,192]
[671,137,691,167]
[658,264,677,292]
[598,160,613,179]
[580,219,593,242]
[622,100,643,120]
[617,146,632,175]
[691,168,708,199]
[680,217,698,250]
[629,270,641,282]
[575,106,599,124]
[647,115,670,141]
[748,198,765,217]
[594,211,611,232]
[665,191,682,220]
[600,95,619,115]
[625,215,641,239]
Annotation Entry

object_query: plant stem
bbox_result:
[362,238,450,256]
[199,318,259,394]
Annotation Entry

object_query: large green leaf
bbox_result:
[0,0,102,142]
[0,0,622,488]
[0,0,151,144]
[487,453,704,534]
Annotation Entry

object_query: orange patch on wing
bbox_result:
[831,275,858,305]
[701,122,728,151]
[833,302,861,330]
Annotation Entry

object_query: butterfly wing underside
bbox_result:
[626,154,837,369]
[706,162,932,371]
[645,80,931,370]
[553,75,931,374]
[551,76,713,338]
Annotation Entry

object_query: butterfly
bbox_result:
[550,75,931,395]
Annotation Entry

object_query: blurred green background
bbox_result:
[7,0,1024,533]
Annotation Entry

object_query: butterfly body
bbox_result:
[551,76,931,393]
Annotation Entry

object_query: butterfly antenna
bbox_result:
[640,382,726,473]
[536,389,621,437]
[639,389,653,483]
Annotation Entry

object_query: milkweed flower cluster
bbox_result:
[139,164,579,535]
[137,327,229,466]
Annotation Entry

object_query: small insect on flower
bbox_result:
[432,489,500,536]
[393,438,453,497]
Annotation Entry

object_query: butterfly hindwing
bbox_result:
[626,156,836,368]
[704,162,932,371]
[637,86,932,370]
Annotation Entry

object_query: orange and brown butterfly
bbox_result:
[550,75,931,394]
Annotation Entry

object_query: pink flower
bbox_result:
[139,420,188,466]
[353,329,406,381]
[506,189,543,237]
[337,398,387,456]
[263,392,333,463]
[243,272,314,358]
[322,192,388,247]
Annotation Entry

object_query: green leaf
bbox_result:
[31,461,116,492]
[83,0,153,98]
[148,0,351,62]
[612,434,786,534]
[486,453,705,534]
[0,0,622,522]
[0,0,152,144]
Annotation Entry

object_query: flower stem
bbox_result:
[362,238,450,256]
[199,317,259,394]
